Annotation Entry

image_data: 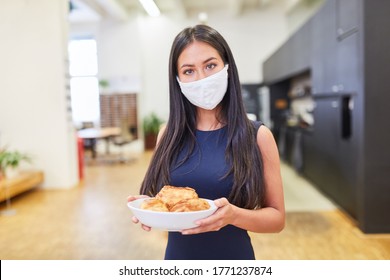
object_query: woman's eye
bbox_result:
[183,69,193,75]
[206,63,216,70]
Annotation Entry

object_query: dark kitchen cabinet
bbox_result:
[311,0,360,95]
[263,18,311,83]
[289,22,311,76]
[303,97,340,192]
[336,0,359,40]
[242,83,261,120]
[335,0,361,93]
[310,0,338,94]
[337,33,359,93]
[263,0,390,233]
[263,43,289,83]
[303,95,356,217]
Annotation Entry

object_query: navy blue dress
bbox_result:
[165,125,258,260]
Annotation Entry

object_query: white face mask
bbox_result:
[177,65,229,110]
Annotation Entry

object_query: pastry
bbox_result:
[156,185,198,209]
[140,185,210,212]
[140,198,169,212]
[170,198,210,212]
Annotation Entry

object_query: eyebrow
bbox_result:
[179,57,218,69]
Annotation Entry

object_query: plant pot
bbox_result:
[5,167,19,179]
[144,133,157,150]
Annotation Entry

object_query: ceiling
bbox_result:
[70,0,319,22]
[116,0,273,17]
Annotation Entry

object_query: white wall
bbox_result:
[0,0,78,189]
[70,6,290,123]
[286,0,325,34]
[206,7,289,84]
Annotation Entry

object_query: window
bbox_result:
[68,39,100,127]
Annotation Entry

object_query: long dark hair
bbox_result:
[140,25,265,209]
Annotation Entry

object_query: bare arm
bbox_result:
[229,125,285,232]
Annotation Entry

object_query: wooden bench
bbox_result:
[0,170,44,202]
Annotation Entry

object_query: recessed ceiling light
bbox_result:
[139,0,161,17]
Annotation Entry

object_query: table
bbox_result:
[77,127,121,157]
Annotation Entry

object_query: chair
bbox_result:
[112,120,136,163]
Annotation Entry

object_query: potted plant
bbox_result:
[143,112,164,150]
[0,148,32,179]
[99,79,110,94]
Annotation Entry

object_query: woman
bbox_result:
[128,24,285,260]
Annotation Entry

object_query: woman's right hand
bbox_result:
[127,195,152,231]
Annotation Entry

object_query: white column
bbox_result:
[0,0,78,188]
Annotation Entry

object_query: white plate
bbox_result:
[127,198,217,231]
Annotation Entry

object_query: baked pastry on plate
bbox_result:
[170,198,210,212]
[140,198,169,212]
[156,185,198,209]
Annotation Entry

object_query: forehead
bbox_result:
[177,41,222,65]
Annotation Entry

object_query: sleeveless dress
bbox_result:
[165,122,262,260]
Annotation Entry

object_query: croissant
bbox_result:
[170,198,210,212]
[140,198,169,212]
[141,185,210,212]
[156,185,198,208]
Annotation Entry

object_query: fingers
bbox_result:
[128,195,152,231]
[181,222,222,235]
[213,197,229,208]
[131,215,152,231]
[127,194,149,202]
[141,225,152,231]
[127,195,137,202]
[132,216,139,223]
[181,211,224,235]
[181,198,232,235]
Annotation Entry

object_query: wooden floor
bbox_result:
[1,151,389,260]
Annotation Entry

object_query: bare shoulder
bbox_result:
[256,125,279,159]
[156,123,167,146]
[158,123,167,134]
[256,125,275,143]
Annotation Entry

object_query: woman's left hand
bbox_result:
[181,197,237,235]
